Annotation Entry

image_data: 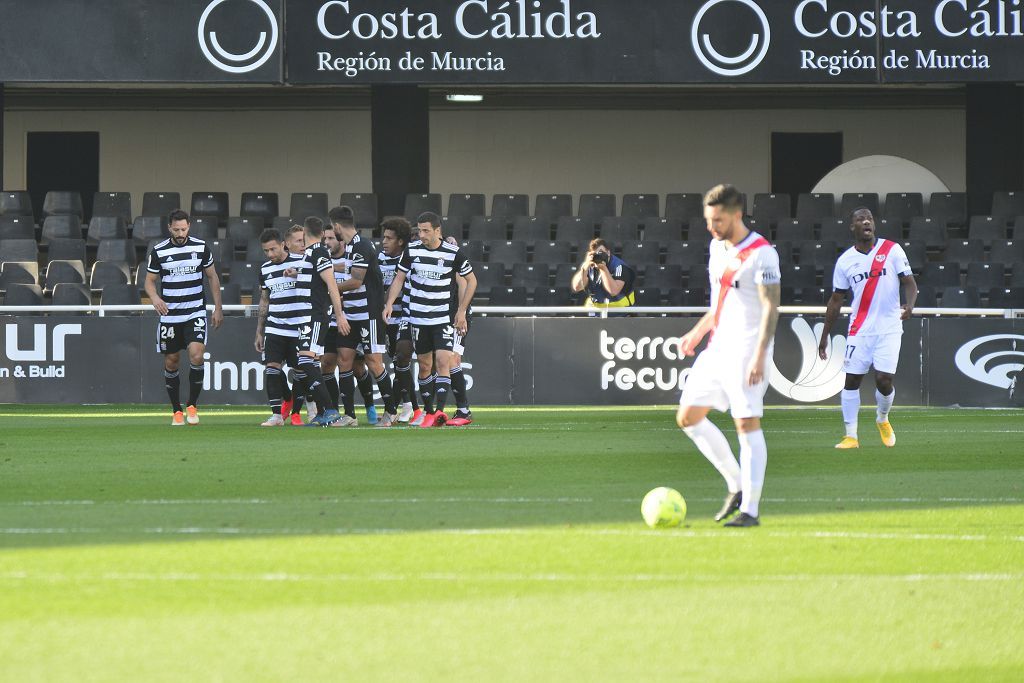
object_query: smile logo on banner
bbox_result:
[954,334,1024,389]
[691,0,771,77]
[768,318,847,402]
[198,0,278,74]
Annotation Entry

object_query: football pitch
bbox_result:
[1,405,1022,682]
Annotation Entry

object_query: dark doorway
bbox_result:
[27,131,100,219]
[771,132,843,211]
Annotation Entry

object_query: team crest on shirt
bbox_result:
[437,258,445,266]
[875,253,887,262]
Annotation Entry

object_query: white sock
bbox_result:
[841,389,860,439]
[683,419,741,493]
[738,429,767,517]
[876,388,894,423]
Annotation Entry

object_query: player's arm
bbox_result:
[203,264,224,329]
[144,272,168,316]
[382,269,407,323]
[321,267,349,336]
[454,272,477,335]
[747,282,781,386]
[571,253,594,293]
[254,289,270,353]
[818,289,848,360]
[338,265,366,292]
[678,310,715,356]
[899,274,918,319]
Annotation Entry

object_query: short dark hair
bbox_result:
[848,206,873,225]
[328,205,356,228]
[259,228,282,244]
[589,238,610,253]
[168,209,190,225]
[303,216,325,238]
[416,211,441,228]
[381,216,411,246]
[703,184,744,212]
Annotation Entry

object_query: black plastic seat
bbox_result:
[0,261,38,290]
[101,283,142,311]
[97,239,137,267]
[448,193,485,220]
[820,219,851,244]
[44,259,86,292]
[795,193,835,225]
[89,261,130,292]
[141,192,181,218]
[598,216,640,244]
[531,241,572,265]
[883,192,924,227]
[52,282,91,308]
[227,216,264,247]
[644,218,683,243]
[685,218,713,246]
[798,242,839,270]
[46,238,86,264]
[665,193,704,222]
[578,194,616,226]
[940,286,980,308]
[0,238,39,262]
[132,216,169,245]
[0,191,34,220]
[991,191,1024,223]
[621,194,660,219]
[928,192,967,227]
[41,215,82,244]
[555,216,593,244]
[643,264,683,290]
[459,241,485,263]
[920,262,961,288]
[0,216,35,240]
[992,239,1024,265]
[86,216,128,245]
[472,263,506,295]
[487,240,528,264]
[290,193,329,222]
[218,283,242,305]
[534,194,572,225]
[43,191,84,219]
[899,241,927,273]
[228,262,260,294]
[3,283,45,306]
[774,218,814,243]
[969,218,1008,243]
[781,264,818,292]
[965,262,1005,290]
[840,193,880,219]
[339,193,379,230]
[492,194,530,219]
[488,286,528,307]
[945,239,985,264]
[511,216,552,243]
[752,193,792,227]
[907,217,947,249]
[404,193,442,222]
[511,263,550,289]
[92,192,132,224]
[665,241,707,267]
[190,192,229,223]
[987,287,1024,308]
[467,216,508,242]
[621,241,660,266]
[533,286,574,307]
[240,192,279,220]
[188,216,218,242]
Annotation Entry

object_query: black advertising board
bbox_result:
[926,317,1024,407]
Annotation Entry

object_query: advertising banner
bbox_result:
[927,317,1024,407]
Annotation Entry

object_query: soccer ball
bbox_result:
[641,487,687,528]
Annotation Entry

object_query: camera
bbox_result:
[592,250,608,265]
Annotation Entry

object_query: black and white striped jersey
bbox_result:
[339,234,383,321]
[259,253,306,338]
[398,240,473,326]
[297,244,334,319]
[330,252,347,324]
[378,250,410,324]
[146,236,214,324]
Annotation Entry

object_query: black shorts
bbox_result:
[297,316,328,356]
[386,321,413,357]
[156,317,208,355]
[339,318,387,355]
[413,323,463,355]
[262,333,300,366]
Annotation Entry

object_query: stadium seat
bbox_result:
[666,287,708,306]
[491,194,530,219]
[511,263,550,289]
[632,287,662,306]
[448,194,486,221]
[840,193,880,219]
[487,240,528,264]
[795,193,835,225]
[472,263,506,295]
[96,239,136,267]
[798,242,838,270]
[404,193,442,221]
[752,193,792,227]
[290,193,329,222]
[91,192,132,225]
[488,286,528,307]
[621,241,660,266]
[206,239,234,270]
[945,239,985,264]
[534,194,572,225]
[987,287,1024,308]
[599,216,640,244]
[46,238,86,264]
[188,216,218,242]
[882,192,923,227]
[533,286,574,307]
[511,216,552,243]
[578,194,616,225]
[0,261,38,291]
[0,216,35,240]
[0,238,39,263]
[86,216,128,245]
[773,242,794,266]
[665,241,707,268]
[3,283,44,306]
[913,285,937,307]
[554,262,579,287]
[920,262,961,288]
[643,218,684,244]
[240,192,279,220]
[907,217,946,249]
[531,241,572,265]
[190,192,229,223]
[246,239,267,264]
[100,283,142,310]
[779,285,804,304]
[966,262,1005,290]
[272,216,296,231]
[440,215,466,238]
[89,261,130,292]
[459,240,485,263]
[774,218,814,243]
[131,216,169,245]
[467,216,508,242]
[644,264,684,290]
[227,216,264,247]
[872,218,901,242]
[1010,263,1024,287]
[44,259,86,293]
[339,193,379,230]
[665,193,704,222]
[940,286,980,308]
[781,264,817,292]
[555,216,593,244]
[969,218,1008,243]
[141,192,181,218]
[51,282,91,309]
[228,262,260,294]
[899,241,927,272]
[991,191,1024,223]
[820,218,851,244]
[0,191,34,220]
[41,215,83,244]
[218,283,242,306]
[992,239,1024,265]
[621,194,660,219]
[42,191,84,219]
[928,192,968,227]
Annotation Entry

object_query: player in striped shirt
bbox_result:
[379,216,421,423]
[382,212,477,427]
[818,207,918,449]
[144,209,223,426]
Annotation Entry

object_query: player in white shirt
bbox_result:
[677,185,781,528]
[818,207,918,449]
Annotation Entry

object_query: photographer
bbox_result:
[571,238,636,308]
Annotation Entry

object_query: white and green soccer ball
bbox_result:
[641,487,687,528]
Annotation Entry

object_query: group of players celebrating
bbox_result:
[147,207,477,428]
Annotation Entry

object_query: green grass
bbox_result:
[1,405,1022,682]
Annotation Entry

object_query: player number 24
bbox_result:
[160,326,175,340]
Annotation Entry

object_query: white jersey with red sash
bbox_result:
[833,239,912,337]
[707,231,781,355]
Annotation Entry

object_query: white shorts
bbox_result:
[844,332,901,375]
[679,347,771,419]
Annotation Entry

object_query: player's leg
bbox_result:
[158,321,185,425]
[448,322,472,425]
[296,319,339,425]
[838,337,873,448]
[872,332,901,447]
[184,340,206,425]
[430,348,454,425]
[414,326,437,420]
[353,353,377,424]
[395,326,421,422]
[721,360,771,527]
[321,351,340,411]
[363,322,397,424]
[336,345,358,424]
[260,335,288,426]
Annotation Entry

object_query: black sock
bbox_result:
[164,368,182,413]
[419,374,436,414]
[357,370,374,408]
[375,371,396,414]
[266,366,285,414]
[324,375,340,410]
[187,364,204,408]
[397,364,418,409]
[450,366,469,412]
[339,370,356,418]
[281,377,293,402]
[434,376,451,413]
[298,358,331,415]
[392,363,409,405]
